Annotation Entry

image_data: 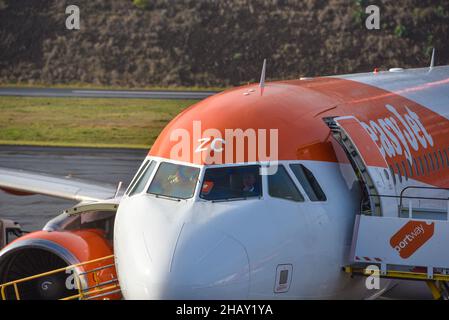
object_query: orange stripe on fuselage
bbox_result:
[319,77,449,187]
[149,77,449,187]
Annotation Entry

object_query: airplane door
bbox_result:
[326,116,398,217]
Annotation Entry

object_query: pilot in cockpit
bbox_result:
[241,172,259,195]
[200,166,262,200]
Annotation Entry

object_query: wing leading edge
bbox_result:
[0,167,118,202]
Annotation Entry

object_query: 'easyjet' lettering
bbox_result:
[360,104,433,164]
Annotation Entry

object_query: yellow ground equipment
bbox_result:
[0,255,121,300]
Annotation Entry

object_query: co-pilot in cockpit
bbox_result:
[200,165,262,201]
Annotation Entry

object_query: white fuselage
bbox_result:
[114,157,381,299]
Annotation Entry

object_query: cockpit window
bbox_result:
[128,160,157,196]
[126,160,149,195]
[200,165,262,201]
[268,165,304,202]
[147,162,200,200]
[290,164,327,201]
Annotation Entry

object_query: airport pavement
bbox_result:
[0,145,146,231]
[0,87,218,100]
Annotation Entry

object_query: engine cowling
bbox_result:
[0,229,118,300]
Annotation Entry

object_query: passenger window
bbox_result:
[199,165,262,201]
[439,150,445,168]
[407,159,413,178]
[395,163,403,183]
[148,162,200,200]
[384,169,390,180]
[268,165,304,202]
[419,156,425,175]
[401,161,408,181]
[389,165,396,185]
[290,164,326,201]
[129,161,157,196]
[434,152,440,170]
[423,154,430,173]
[413,158,420,176]
[428,153,435,171]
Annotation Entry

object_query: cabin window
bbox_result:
[395,163,403,183]
[439,150,445,168]
[413,158,420,176]
[128,160,157,196]
[419,156,425,175]
[148,162,200,200]
[389,165,396,185]
[423,154,430,173]
[407,159,413,178]
[428,153,435,171]
[435,151,440,170]
[401,161,408,181]
[268,165,304,202]
[199,165,262,201]
[290,164,326,201]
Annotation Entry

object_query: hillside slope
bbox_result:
[0,0,448,87]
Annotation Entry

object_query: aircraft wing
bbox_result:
[0,167,119,202]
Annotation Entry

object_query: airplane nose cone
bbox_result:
[117,220,250,300]
[163,223,250,299]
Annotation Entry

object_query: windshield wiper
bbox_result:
[150,194,182,202]
[211,196,248,203]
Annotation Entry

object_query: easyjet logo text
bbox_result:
[390,220,434,259]
[360,104,433,164]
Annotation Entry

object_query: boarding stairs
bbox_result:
[325,116,449,299]
[345,187,449,300]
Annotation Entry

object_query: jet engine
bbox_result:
[0,201,120,300]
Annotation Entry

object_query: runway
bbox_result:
[0,87,218,100]
[0,145,146,231]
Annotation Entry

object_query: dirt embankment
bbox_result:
[0,0,448,87]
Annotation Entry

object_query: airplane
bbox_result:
[0,57,448,300]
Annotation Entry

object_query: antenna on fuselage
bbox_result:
[259,59,266,95]
[429,48,435,71]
